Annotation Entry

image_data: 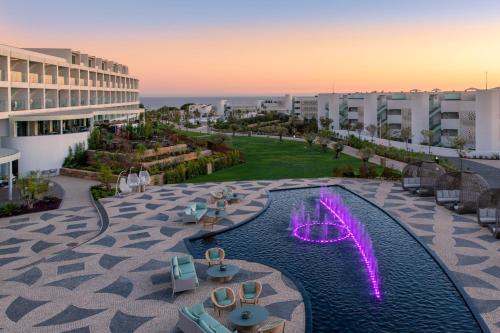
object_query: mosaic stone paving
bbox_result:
[0,177,499,332]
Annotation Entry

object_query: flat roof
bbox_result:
[0,148,20,164]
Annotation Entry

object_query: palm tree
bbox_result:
[333,141,344,159]
[304,132,316,148]
[421,129,434,155]
[358,147,375,171]
[354,122,364,139]
[230,124,239,137]
[366,124,377,142]
[452,134,468,171]
[400,127,412,151]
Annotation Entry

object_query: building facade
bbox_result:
[0,44,143,175]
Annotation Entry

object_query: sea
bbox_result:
[140,96,278,110]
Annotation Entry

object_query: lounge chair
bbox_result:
[478,208,497,225]
[210,190,223,203]
[177,304,236,333]
[435,190,460,205]
[215,199,227,211]
[239,280,262,305]
[139,170,151,186]
[127,173,140,191]
[171,255,199,297]
[182,203,208,223]
[223,186,233,198]
[402,177,421,190]
[118,177,132,195]
[257,320,286,333]
[210,287,236,316]
[205,247,225,267]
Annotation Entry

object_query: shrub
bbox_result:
[0,203,20,216]
[90,185,115,200]
[16,171,50,209]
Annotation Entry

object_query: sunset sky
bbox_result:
[2,0,500,96]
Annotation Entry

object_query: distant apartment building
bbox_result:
[316,89,500,154]
[0,44,143,175]
[214,95,293,118]
[293,96,318,119]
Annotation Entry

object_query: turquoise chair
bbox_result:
[239,280,262,305]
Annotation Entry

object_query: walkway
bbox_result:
[0,177,498,332]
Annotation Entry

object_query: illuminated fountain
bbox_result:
[291,187,382,299]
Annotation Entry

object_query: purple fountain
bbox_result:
[290,187,382,300]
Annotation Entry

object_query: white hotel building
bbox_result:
[0,44,143,179]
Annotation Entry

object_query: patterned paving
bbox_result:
[0,177,499,332]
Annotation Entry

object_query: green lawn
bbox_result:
[188,135,365,182]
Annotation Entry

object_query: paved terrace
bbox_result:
[0,177,498,332]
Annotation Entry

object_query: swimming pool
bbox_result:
[189,186,482,332]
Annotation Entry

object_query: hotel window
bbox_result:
[72,54,77,64]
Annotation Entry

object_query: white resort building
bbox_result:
[0,44,144,178]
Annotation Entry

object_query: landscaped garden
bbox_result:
[186,136,394,183]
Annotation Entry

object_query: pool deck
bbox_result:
[0,177,499,332]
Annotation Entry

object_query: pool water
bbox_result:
[189,186,482,332]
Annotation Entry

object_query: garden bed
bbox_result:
[0,197,62,218]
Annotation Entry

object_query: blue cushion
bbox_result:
[177,256,191,265]
[209,248,220,260]
[172,257,178,266]
[243,292,256,300]
[243,282,256,294]
[173,266,180,279]
[214,288,228,303]
[189,303,205,318]
[182,306,198,322]
[199,319,216,333]
[217,200,225,208]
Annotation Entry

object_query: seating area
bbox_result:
[401,161,445,196]
[171,255,200,296]
[477,188,500,238]
[434,171,489,214]
[178,304,236,333]
[183,202,209,223]
[174,248,286,332]
[116,169,151,195]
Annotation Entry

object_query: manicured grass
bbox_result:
[189,135,366,182]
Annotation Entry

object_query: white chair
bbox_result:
[127,173,140,191]
[118,177,132,195]
[139,170,151,186]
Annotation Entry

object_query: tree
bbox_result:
[135,143,147,164]
[381,124,391,147]
[276,126,287,141]
[304,132,316,148]
[152,142,161,161]
[400,127,413,151]
[98,164,114,190]
[88,127,102,150]
[318,130,331,152]
[16,171,49,209]
[366,124,377,142]
[421,129,434,154]
[358,147,375,171]
[451,135,468,171]
[320,117,333,130]
[354,122,364,139]
[230,123,239,137]
[333,141,344,159]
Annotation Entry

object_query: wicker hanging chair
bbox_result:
[435,171,489,214]
[477,188,500,238]
[401,161,446,196]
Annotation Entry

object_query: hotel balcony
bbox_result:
[0,56,7,81]
[441,118,460,130]
[11,100,27,111]
[11,71,27,83]
[29,73,43,84]
[10,58,28,83]
[44,75,57,84]
[387,114,402,124]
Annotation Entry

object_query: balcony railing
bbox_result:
[11,71,27,82]
[71,99,79,106]
[0,100,6,112]
[80,99,87,105]
[29,73,42,84]
[59,99,69,107]
[30,100,43,109]
[11,100,27,111]
[45,99,56,108]
[90,98,97,105]
[0,69,6,81]
[58,77,68,85]
[44,75,56,84]
[70,78,77,85]
[79,80,87,86]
